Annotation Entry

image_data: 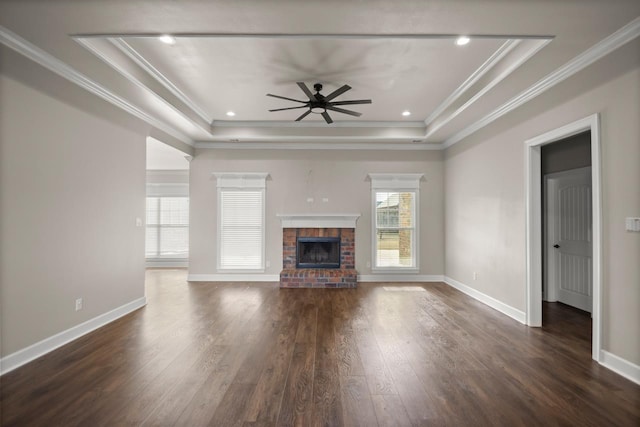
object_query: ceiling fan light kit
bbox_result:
[267,82,372,124]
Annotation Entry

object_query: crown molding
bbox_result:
[443,16,640,149]
[109,37,213,124]
[74,37,211,135]
[424,39,521,126]
[212,120,425,128]
[0,25,194,146]
[195,141,444,150]
[73,32,555,40]
[426,38,552,138]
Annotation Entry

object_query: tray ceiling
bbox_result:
[1,0,638,149]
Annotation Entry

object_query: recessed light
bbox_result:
[159,35,176,45]
[456,36,470,46]
[402,111,411,116]
[226,111,236,117]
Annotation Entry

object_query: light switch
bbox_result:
[625,217,640,232]
[136,217,143,227]
[322,198,329,203]
[307,197,314,203]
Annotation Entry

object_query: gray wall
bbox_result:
[0,67,147,356]
[189,149,444,277]
[541,131,591,175]
[444,41,640,365]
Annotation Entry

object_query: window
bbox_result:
[145,196,189,259]
[369,173,423,270]
[216,173,268,271]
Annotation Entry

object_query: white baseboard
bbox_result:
[0,297,147,376]
[444,276,526,324]
[600,350,640,385]
[358,274,444,282]
[187,274,280,282]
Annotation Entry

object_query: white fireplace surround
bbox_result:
[277,214,360,229]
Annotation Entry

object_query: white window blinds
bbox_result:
[215,172,268,271]
[219,190,264,270]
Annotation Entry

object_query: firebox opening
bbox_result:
[296,237,340,269]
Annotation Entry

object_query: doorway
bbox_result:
[525,114,602,361]
[544,166,592,312]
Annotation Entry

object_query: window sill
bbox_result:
[371,267,419,273]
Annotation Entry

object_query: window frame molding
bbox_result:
[145,195,190,261]
[214,172,269,273]
[368,173,423,273]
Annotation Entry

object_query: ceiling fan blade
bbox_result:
[297,82,317,101]
[321,111,333,124]
[266,94,307,103]
[324,84,351,101]
[269,106,309,112]
[295,110,312,121]
[325,105,362,117]
[328,99,372,106]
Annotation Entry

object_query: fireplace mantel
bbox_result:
[277,214,360,229]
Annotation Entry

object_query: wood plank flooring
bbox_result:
[1,269,639,426]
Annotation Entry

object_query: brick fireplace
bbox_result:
[278,214,359,288]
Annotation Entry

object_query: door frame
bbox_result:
[525,113,602,361]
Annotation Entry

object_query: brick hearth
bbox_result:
[280,227,357,288]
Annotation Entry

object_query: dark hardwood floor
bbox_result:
[1,269,639,426]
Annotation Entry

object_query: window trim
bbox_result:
[215,172,268,272]
[368,173,423,272]
[145,195,189,260]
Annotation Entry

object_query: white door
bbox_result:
[545,167,592,312]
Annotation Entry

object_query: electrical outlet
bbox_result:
[306,197,314,203]
[473,272,478,281]
[266,260,271,268]
[75,298,83,311]
[366,261,371,268]
[322,198,329,203]
[135,217,143,227]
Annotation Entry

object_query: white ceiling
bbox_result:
[146,137,190,170]
[1,1,638,149]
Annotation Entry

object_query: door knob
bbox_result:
[553,244,560,248]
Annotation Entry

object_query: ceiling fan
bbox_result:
[267,82,372,124]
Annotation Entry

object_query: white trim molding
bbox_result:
[444,276,526,324]
[196,142,442,150]
[368,173,424,189]
[109,37,213,124]
[425,40,520,126]
[600,350,640,385]
[277,214,360,229]
[444,17,640,148]
[0,25,193,146]
[187,274,280,282]
[213,172,269,188]
[74,37,212,136]
[525,113,602,361]
[0,297,147,376]
[358,274,444,282]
